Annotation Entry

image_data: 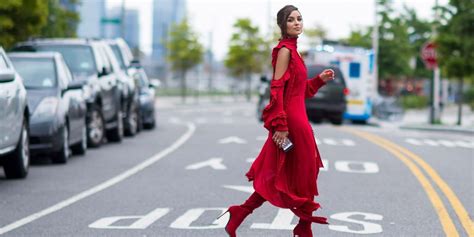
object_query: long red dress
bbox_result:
[246,37,328,224]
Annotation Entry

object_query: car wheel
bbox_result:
[310,116,323,124]
[124,103,138,136]
[52,126,70,164]
[71,121,87,155]
[87,105,104,148]
[107,109,124,142]
[3,120,30,179]
[330,114,344,125]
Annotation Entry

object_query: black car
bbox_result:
[132,64,159,129]
[13,39,124,147]
[103,39,140,135]
[256,65,347,125]
[9,52,87,163]
[305,65,347,125]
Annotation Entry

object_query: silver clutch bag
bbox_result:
[281,138,294,152]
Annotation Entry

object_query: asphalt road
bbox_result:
[0,100,472,237]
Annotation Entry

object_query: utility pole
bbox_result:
[120,0,126,38]
[430,0,441,124]
[372,0,379,97]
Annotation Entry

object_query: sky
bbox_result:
[107,0,448,60]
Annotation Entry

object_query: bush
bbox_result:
[400,95,429,109]
[464,86,474,110]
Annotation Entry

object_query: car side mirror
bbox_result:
[98,67,108,77]
[67,80,84,90]
[260,76,269,83]
[149,79,161,88]
[0,70,15,83]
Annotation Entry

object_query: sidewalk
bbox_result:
[373,104,474,135]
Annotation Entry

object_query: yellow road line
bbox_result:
[342,128,459,237]
[357,130,474,237]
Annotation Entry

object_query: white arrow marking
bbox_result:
[223,185,254,193]
[186,158,227,170]
[218,136,247,144]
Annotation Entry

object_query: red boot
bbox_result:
[293,219,313,237]
[218,192,265,237]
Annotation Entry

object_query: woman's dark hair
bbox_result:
[277,5,299,38]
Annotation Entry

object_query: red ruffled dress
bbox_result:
[246,37,328,224]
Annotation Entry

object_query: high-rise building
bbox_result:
[152,0,186,64]
[76,0,106,38]
[104,7,140,52]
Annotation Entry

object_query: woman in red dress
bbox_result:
[219,5,335,237]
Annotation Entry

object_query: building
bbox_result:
[151,0,186,77]
[76,0,106,38]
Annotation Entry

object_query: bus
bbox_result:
[307,44,376,124]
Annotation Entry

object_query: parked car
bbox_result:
[256,65,347,125]
[9,52,87,163]
[13,38,124,147]
[0,47,30,178]
[131,63,159,129]
[101,39,140,136]
[305,65,347,125]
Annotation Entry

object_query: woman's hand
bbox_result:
[319,69,335,83]
[273,131,289,148]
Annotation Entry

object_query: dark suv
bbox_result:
[256,65,347,125]
[13,39,124,147]
[305,65,347,125]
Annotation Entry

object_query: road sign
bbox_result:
[421,42,437,70]
[101,18,121,24]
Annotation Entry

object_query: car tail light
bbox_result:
[343,88,350,96]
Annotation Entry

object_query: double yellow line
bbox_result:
[342,127,473,237]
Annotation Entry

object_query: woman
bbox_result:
[219,5,335,237]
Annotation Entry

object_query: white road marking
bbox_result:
[323,138,338,145]
[170,208,227,229]
[89,208,170,229]
[222,185,254,193]
[186,158,227,170]
[251,209,296,230]
[405,138,474,148]
[218,136,247,144]
[0,122,196,235]
[246,158,256,163]
[406,138,423,146]
[329,212,383,234]
[335,161,380,174]
[342,139,356,146]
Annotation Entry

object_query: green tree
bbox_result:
[166,18,204,103]
[343,27,372,49]
[41,0,80,38]
[305,23,327,48]
[377,0,412,81]
[225,18,266,101]
[436,0,474,124]
[402,6,432,79]
[0,0,48,49]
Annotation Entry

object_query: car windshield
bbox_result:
[10,58,57,88]
[307,66,344,85]
[36,45,96,76]
[110,45,127,70]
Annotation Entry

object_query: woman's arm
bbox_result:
[305,69,335,98]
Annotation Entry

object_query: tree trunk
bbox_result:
[246,72,251,102]
[457,76,463,125]
[181,70,187,104]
